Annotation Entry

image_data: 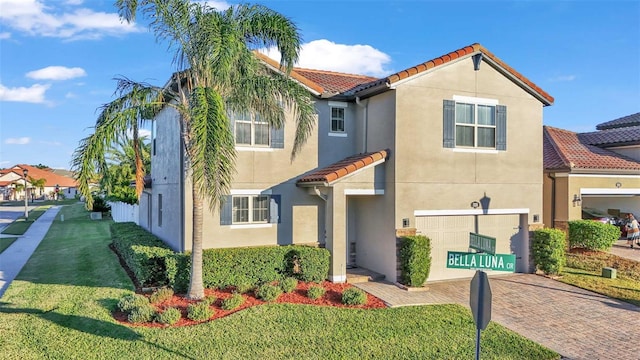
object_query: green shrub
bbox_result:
[156,307,182,325]
[128,304,156,323]
[307,285,325,300]
[285,247,330,282]
[202,295,217,306]
[398,235,432,287]
[186,302,214,322]
[233,281,254,294]
[221,294,245,310]
[532,228,566,275]
[341,287,367,306]
[280,277,298,293]
[92,196,111,213]
[149,287,174,304]
[568,220,620,251]
[255,284,282,302]
[117,294,149,313]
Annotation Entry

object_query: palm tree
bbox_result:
[74,0,316,299]
[28,177,46,199]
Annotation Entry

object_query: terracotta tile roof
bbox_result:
[596,112,640,130]
[351,43,554,105]
[292,68,377,94]
[11,164,77,187]
[543,126,640,171]
[579,125,640,147]
[254,51,378,96]
[297,150,388,184]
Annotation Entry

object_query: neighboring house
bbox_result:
[543,113,640,230]
[0,165,78,200]
[142,43,554,284]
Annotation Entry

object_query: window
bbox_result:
[221,194,280,225]
[443,99,507,150]
[231,112,283,148]
[330,107,345,132]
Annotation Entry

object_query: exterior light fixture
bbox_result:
[572,194,582,207]
[23,168,29,218]
[615,182,622,188]
[471,201,480,209]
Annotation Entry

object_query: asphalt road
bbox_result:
[0,204,39,233]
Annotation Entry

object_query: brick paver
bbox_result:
[355,274,640,360]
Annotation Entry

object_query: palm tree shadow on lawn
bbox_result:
[0,304,196,359]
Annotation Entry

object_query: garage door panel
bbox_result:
[417,215,523,282]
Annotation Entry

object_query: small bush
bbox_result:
[532,228,566,275]
[341,287,367,306]
[156,307,182,325]
[149,287,174,304]
[398,235,432,287]
[202,295,217,306]
[285,247,330,282]
[233,282,254,294]
[568,220,620,251]
[280,277,298,293]
[255,284,282,302]
[221,294,245,310]
[307,285,325,300]
[128,304,156,323]
[91,196,111,213]
[187,302,214,322]
[117,294,149,313]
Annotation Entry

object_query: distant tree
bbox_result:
[29,177,47,198]
[32,164,50,169]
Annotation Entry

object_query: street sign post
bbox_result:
[446,251,516,272]
[470,270,492,360]
[469,233,496,254]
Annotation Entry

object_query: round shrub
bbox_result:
[128,304,156,323]
[118,294,149,313]
[187,302,214,321]
[202,295,217,306]
[150,287,174,304]
[156,307,181,325]
[221,294,245,310]
[233,282,254,294]
[341,287,367,306]
[307,285,325,300]
[255,284,282,302]
[280,277,298,293]
[568,220,620,251]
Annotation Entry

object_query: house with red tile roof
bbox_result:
[0,164,78,201]
[143,43,553,284]
[543,114,640,230]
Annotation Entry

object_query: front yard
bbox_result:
[0,203,558,359]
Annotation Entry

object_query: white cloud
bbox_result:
[261,39,392,77]
[0,83,50,103]
[0,32,10,39]
[0,0,141,39]
[65,92,76,98]
[548,75,577,82]
[5,137,31,145]
[26,66,87,80]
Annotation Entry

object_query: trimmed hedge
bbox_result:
[398,235,432,287]
[532,228,566,275]
[568,220,620,251]
[110,223,330,293]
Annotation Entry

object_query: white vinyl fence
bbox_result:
[108,201,139,225]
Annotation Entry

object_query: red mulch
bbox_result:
[114,281,387,328]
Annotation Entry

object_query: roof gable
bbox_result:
[543,126,640,172]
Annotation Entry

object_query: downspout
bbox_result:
[547,173,556,228]
[355,96,369,153]
[313,186,327,202]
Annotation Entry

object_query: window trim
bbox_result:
[455,102,497,149]
[220,192,280,226]
[443,97,506,151]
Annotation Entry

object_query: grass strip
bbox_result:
[0,203,559,360]
[1,206,52,235]
[0,237,18,253]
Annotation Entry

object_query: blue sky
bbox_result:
[1,0,638,170]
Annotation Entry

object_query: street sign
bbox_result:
[470,270,492,330]
[469,232,496,255]
[446,251,516,272]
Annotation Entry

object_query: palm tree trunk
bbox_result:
[187,187,205,299]
[132,123,144,199]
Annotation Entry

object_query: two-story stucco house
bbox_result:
[140,43,554,284]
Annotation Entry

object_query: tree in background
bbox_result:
[100,136,151,204]
[28,177,46,199]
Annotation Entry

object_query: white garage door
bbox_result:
[416,214,524,282]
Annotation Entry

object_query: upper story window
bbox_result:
[230,112,284,149]
[331,107,345,132]
[443,98,507,151]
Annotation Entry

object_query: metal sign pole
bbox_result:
[475,326,481,360]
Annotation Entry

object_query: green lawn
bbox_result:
[0,203,559,360]
[1,206,52,235]
[0,237,18,254]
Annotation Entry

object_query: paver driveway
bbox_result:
[356,274,640,360]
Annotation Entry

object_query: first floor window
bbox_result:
[221,194,280,225]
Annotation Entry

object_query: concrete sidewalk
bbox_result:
[0,206,61,298]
